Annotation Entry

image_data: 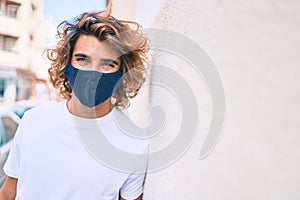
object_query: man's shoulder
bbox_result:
[23,101,64,120]
[13,101,66,140]
[110,110,149,154]
[113,110,148,136]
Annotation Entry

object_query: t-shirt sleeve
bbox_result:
[3,113,27,179]
[119,171,146,200]
[3,132,20,178]
[119,143,149,200]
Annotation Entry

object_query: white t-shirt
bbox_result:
[3,101,149,200]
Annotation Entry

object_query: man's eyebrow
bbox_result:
[74,53,91,58]
[101,58,119,65]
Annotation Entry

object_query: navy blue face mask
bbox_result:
[64,63,122,108]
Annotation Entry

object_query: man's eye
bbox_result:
[103,63,115,68]
[76,58,88,62]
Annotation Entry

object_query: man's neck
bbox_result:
[67,97,113,119]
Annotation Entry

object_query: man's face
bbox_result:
[71,34,121,73]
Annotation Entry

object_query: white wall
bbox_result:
[136,0,167,27]
[142,0,300,199]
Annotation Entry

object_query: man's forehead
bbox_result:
[73,35,120,59]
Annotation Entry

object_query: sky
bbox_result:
[43,0,167,28]
[43,0,106,26]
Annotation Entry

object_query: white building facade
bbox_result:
[0,0,50,103]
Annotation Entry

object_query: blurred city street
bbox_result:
[0,0,58,186]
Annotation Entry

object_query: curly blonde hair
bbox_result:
[47,8,149,109]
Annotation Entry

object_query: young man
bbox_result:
[0,6,149,200]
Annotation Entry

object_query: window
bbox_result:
[0,0,3,15]
[4,36,17,51]
[0,78,6,100]
[6,2,20,18]
[0,34,18,51]
[29,33,34,42]
[0,35,3,50]
[31,2,36,12]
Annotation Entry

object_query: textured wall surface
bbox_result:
[143,0,300,199]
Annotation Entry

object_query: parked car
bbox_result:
[0,111,20,185]
[13,105,34,119]
[11,100,37,119]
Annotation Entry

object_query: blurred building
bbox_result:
[0,0,51,104]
